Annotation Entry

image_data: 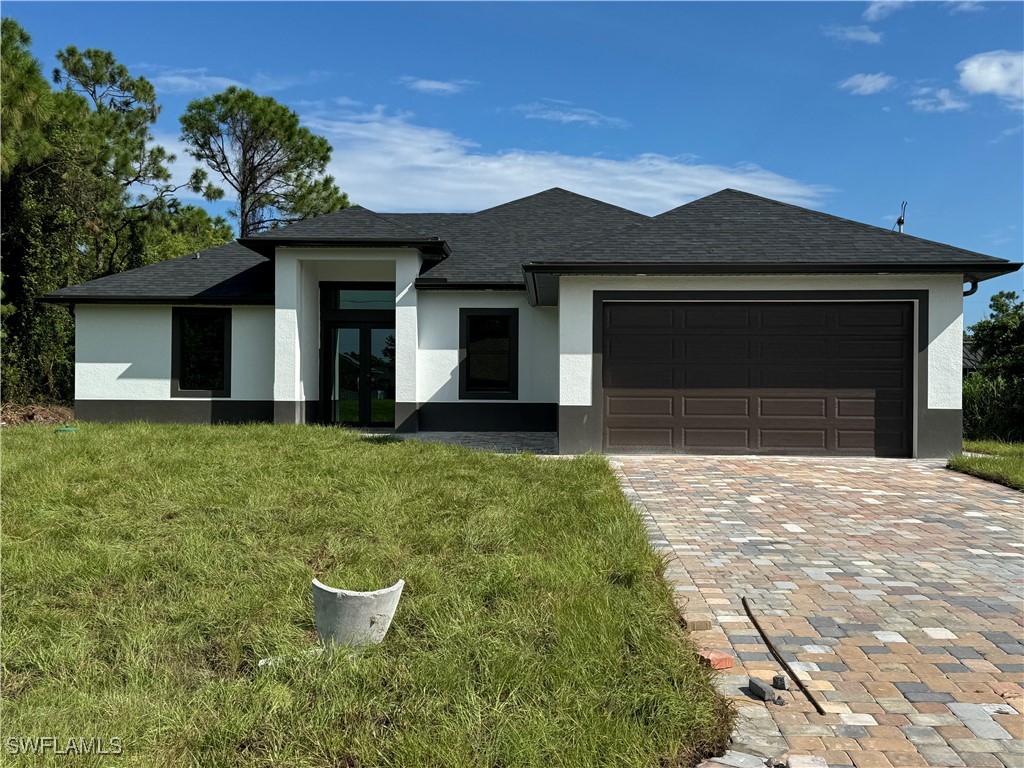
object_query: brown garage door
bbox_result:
[603,302,913,456]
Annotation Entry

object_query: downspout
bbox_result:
[963,278,978,297]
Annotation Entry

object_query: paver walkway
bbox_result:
[613,456,1024,768]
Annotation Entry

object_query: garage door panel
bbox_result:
[760,306,829,328]
[603,301,913,456]
[684,307,751,329]
[605,304,676,329]
[758,367,829,388]
[606,335,675,361]
[838,339,907,360]
[683,365,752,388]
[758,338,831,361]
[836,429,875,450]
[606,428,675,451]
[759,429,827,449]
[684,336,750,361]
[832,369,907,389]
[759,396,827,417]
[606,395,675,416]
[683,396,749,416]
[683,428,751,448]
[837,306,910,328]
[836,397,874,417]
[605,365,675,388]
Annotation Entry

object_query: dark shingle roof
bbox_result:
[44,242,272,305]
[45,188,1019,305]
[544,189,1012,267]
[394,188,649,284]
[244,205,430,241]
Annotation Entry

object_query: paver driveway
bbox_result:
[613,457,1024,768]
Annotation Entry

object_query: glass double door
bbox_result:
[324,322,396,427]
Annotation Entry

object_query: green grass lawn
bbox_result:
[948,440,1024,491]
[1,423,731,767]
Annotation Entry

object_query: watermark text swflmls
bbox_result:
[5,737,123,756]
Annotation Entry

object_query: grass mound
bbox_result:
[2,423,732,767]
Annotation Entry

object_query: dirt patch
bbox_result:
[1,403,74,427]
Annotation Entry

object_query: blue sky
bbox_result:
[8,1,1023,325]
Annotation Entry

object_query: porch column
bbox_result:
[394,251,419,432]
[273,251,303,423]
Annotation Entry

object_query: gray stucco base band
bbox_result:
[558,405,603,454]
[76,400,274,424]
[918,408,964,458]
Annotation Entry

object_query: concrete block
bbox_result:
[748,677,782,704]
[312,577,404,647]
[772,674,790,690]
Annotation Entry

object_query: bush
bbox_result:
[962,372,1024,442]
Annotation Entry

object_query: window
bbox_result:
[326,283,395,311]
[459,308,518,399]
[171,308,231,397]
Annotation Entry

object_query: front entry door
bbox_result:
[323,323,396,427]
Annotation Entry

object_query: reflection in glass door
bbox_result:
[369,327,396,426]
[331,327,361,425]
[325,324,395,426]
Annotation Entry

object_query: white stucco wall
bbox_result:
[416,291,559,403]
[76,305,172,400]
[273,248,417,408]
[75,304,274,400]
[558,274,964,409]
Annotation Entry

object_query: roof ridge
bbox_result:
[347,205,425,234]
[475,187,643,217]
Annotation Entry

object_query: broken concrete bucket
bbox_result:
[311,578,405,647]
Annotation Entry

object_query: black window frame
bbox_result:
[171,307,232,398]
[459,308,519,400]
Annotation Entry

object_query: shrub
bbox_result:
[962,372,1024,442]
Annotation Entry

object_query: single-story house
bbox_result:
[45,188,1021,457]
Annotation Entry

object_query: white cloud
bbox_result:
[289,106,828,213]
[147,68,243,94]
[839,72,897,95]
[945,1,984,13]
[957,50,1024,109]
[863,1,911,22]
[513,101,629,128]
[399,77,476,95]
[909,87,969,113]
[156,104,829,214]
[989,124,1023,144]
[143,66,328,95]
[822,25,883,45]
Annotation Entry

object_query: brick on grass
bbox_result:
[698,650,734,670]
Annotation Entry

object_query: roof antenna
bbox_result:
[893,201,907,234]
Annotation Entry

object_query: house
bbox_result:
[963,337,982,375]
[45,188,1021,458]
